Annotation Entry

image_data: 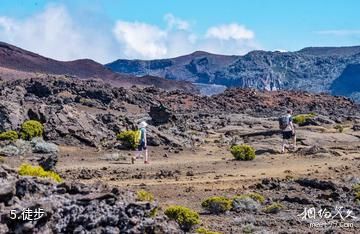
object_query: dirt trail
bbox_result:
[57,144,359,190]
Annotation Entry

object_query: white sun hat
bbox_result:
[139,121,148,128]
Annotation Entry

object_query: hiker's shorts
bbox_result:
[282,131,294,140]
[138,141,147,151]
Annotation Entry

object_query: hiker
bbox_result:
[132,121,149,164]
[279,109,296,153]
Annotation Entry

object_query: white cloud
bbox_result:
[206,23,254,40]
[315,30,360,36]
[0,5,260,61]
[0,5,118,63]
[113,19,260,59]
[113,21,168,59]
[164,13,190,30]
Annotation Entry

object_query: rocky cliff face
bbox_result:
[0,76,358,148]
[331,64,360,101]
[106,46,360,100]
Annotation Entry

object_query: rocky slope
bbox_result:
[106,46,360,100]
[0,41,197,93]
[0,164,181,233]
[0,77,358,149]
[331,64,360,101]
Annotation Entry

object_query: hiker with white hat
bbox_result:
[132,121,149,164]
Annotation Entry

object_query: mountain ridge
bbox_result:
[106,45,360,101]
[0,41,198,92]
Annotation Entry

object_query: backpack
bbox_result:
[278,115,290,130]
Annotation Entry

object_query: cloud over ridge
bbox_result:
[0,5,260,62]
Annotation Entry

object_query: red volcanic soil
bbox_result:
[0,42,116,79]
[0,41,197,92]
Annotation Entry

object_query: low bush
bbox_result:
[136,190,154,202]
[352,184,360,201]
[0,156,4,163]
[20,120,44,140]
[116,130,140,149]
[355,192,360,201]
[234,192,265,204]
[164,205,200,231]
[242,224,255,234]
[263,202,284,214]
[352,184,360,193]
[149,207,158,217]
[0,130,18,142]
[201,196,232,214]
[196,227,221,234]
[292,113,316,126]
[18,163,62,183]
[334,124,344,133]
[231,144,256,161]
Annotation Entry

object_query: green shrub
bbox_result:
[116,130,140,149]
[136,190,154,202]
[164,205,200,231]
[352,184,360,193]
[242,224,255,233]
[18,163,62,183]
[292,113,316,126]
[263,202,284,214]
[149,207,158,217]
[352,184,360,201]
[201,196,232,214]
[234,192,265,204]
[334,124,344,133]
[0,130,18,141]
[231,144,256,161]
[0,156,4,164]
[355,192,360,201]
[196,227,221,234]
[20,120,44,140]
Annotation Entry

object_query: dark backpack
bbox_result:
[278,115,290,130]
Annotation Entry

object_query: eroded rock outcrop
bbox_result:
[0,164,182,233]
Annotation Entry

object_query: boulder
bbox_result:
[149,105,173,125]
[0,181,14,203]
[0,145,20,157]
[232,197,260,212]
[297,145,329,156]
[295,178,337,191]
[37,154,58,171]
[353,124,360,131]
[31,138,59,154]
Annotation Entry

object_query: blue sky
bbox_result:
[0,0,359,63]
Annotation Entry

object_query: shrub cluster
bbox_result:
[116,130,140,149]
[18,163,62,183]
[196,227,221,234]
[0,130,18,142]
[136,190,154,202]
[234,192,265,204]
[164,205,200,231]
[334,124,344,133]
[292,113,316,126]
[230,144,256,161]
[263,202,284,214]
[201,196,232,214]
[352,184,360,201]
[20,120,44,140]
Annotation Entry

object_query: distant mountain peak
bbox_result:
[106,45,360,102]
[298,45,360,56]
